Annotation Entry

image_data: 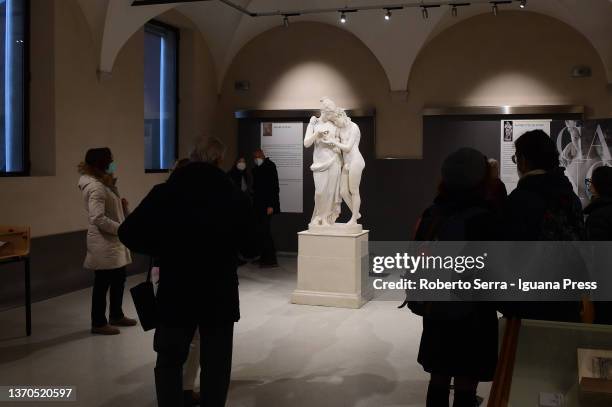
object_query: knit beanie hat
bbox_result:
[441,148,488,191]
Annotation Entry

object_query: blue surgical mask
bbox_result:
[106,162,117,174]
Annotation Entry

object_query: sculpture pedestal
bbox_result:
[291,229,371,309]
[307,222,363,235]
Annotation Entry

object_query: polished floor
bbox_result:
[0,257,490,406]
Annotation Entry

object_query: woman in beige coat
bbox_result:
[78,148,136,335]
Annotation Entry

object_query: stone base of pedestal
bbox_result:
[291,229,371,309]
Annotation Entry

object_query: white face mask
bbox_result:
[255,158,264,166]
[236,162,246,171]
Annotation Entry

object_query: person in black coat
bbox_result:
[504,130,584,242]
[585,166,612,241]
[252,149,280,267]
[502,130,585,322]
[118,136,255,407]
[228,157,251,195]
[585,166,612,324]
[415,148,500,407]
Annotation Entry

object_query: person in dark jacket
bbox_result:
[118,136,254,407]
[502,130,585,322]
[585,166,612,241]
[585,166,612,324]
[504,130,584,241]
[228,157,251,195]
[415,148,500,407]
[252,149,280,267]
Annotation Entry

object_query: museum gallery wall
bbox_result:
[0,1,217,309]
[1,1,612,308]
[240,114,612,252]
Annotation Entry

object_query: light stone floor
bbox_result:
[0,257,490,407]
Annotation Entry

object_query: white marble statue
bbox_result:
[304,98,365,231]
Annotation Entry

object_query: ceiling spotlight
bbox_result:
[492,3,498,15]
[340,12,347,23]
[450,3,469,17]
[421,6,429,19]
[519,0,527,8]
[282,15,289,28]
[384,9,392,21]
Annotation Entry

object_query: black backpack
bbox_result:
[400,205,487,320]
[538,192,585,241]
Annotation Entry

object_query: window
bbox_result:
[0,0,28,175]
[144,21,178,172]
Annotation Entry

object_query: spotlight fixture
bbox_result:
[282,15,289,27]
[420,5,440,20]
[490,1,511,15]
[338,9,357,24]
[519,0,527,8]
[383,7,402,21]
[449,3,470,17]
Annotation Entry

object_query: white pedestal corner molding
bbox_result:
[291,229,372,309]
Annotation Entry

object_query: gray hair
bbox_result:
[189,136,226,165]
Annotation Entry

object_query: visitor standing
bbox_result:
[78,147,136,335]
[252,149,280,267]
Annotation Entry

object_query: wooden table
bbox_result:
[0,255,31,336]
[0,226,32,336]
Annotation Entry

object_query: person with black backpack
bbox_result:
[504,130,584,242]
[584,165,612,324]
[585,166,612,241]
[413,148,502,407]
[502,130,585,322]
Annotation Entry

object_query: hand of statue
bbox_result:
[316,130,330,139]
[309,116,318,125]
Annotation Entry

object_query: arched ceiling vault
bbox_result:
[79,0,612,89]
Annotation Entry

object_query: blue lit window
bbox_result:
[144,21,178,172]
[0,0,27,175]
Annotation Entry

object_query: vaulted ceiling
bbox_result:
[77,0,612,90]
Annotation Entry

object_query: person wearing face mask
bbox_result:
[77,148,136,335]
[252,148,280,268]
[228,157,251,194]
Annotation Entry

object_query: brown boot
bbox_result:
[109,317,138,327]
[91,325,120,335]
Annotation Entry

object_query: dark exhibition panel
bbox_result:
[238,110,583,251]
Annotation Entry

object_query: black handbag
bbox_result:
[130,261,157,331]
